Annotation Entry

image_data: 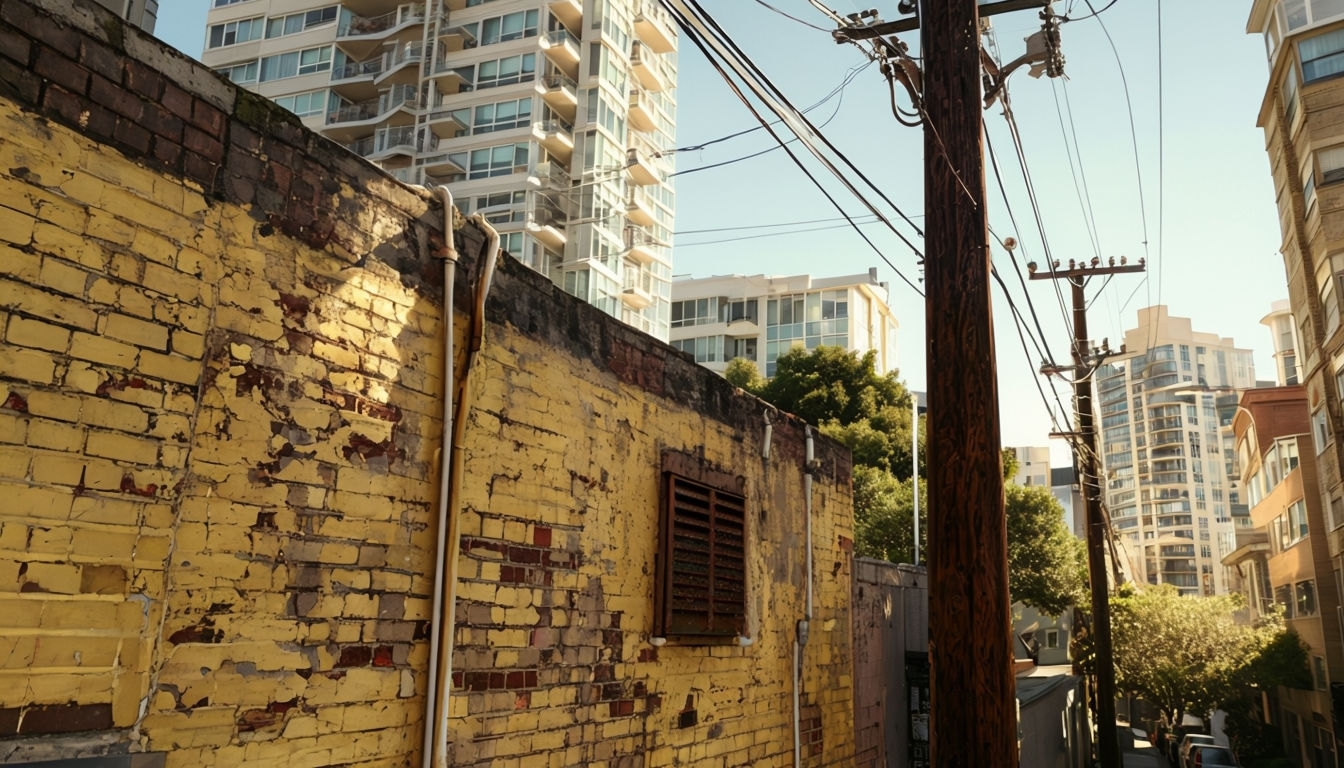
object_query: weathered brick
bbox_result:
[6,315,70,352]
[33,46,89,95]
[104,312,169,351]
[69,331,136,368]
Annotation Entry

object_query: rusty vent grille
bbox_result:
[657,473,747,638]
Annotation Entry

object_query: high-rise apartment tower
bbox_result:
[201,0,678,339]
[1099,306,1256,596]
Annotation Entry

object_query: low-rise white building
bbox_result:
[669,269,899,377]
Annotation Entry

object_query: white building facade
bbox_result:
[201,0,678,339]
[96,0,158,31]
[668,270,899,378]
[1099,306,1257,596]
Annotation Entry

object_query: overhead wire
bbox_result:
[1079,0,1155,349]
[671,64,857,177]
[675,214,885,236]
[662,57,873,157]
[678,219,882,247]
[675,0,927,239]
[661,0,925,296]
[1050,79,1103,262]
[752,0,830,32]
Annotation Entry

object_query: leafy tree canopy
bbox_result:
[1005,484,1087,616]
[724,357,764,392]
[757,346,919,478]
[852,465,926,563]
[1110,584,1293,728]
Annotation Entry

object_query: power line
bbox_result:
[751,0,829,32]
[674,214,887,236]
[1060,0,1120,23]
[662,0,925,296]
[676,0,927,240]
[678,220,881,247]
[662,58,872,157]
[670,72,852,177]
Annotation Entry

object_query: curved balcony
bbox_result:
[628,88,656,133]
[626,146,663,186]
[425,58,470,95]
[337,5,440,59]
[621,285,653,310]
[631,42,667,92]
[539,29,580,79]
[374,42,425,86]
[330,57,384,101]
[634,2,676,54]
[423,105,468,140]
[324,87,419,141]
[626,186,656,227]
[549,0,581,33]
[526,207,566,251]
[416,149,466,177]
[533,119,574,164]
[537,72,578,123]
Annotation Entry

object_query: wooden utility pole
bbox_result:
[1033,260,1144,768]
[921,1,1016,764]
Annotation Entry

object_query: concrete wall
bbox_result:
[852,559,927,768]
[0,0,857,765]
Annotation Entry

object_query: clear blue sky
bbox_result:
[156,1,1285,467]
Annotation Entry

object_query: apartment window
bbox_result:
[1323,275,1341,336]
[655,454,747,641]
[1285,65,1300,126]
[216,61,258,84]
[1298,580,1318,617]
[724,299,758,324]
[259,46,332,81]
[463,190,527,224]
[1291,500,1311,541]
[671,298,719,328]
[212,0,249,6]
[1276,583,1295,618]
[727,337,757,360]
[1332,496,1344,530]
[1305,167,1318,210]
[1301,27,1344,83]
[1313,407,1331,453]
[208,17,263,48]
[1320,146,1344,186]
[266,6,336,38]
[472,97,532,134]
[673,336,724,364]
[273,89,328,118]
[1045,630,1059,649]
[466,142,529,180]
[475,53,536,90]
[480,9,540,45]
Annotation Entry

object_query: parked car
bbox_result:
[1188,744,1238,767]
[1178,733,1217,767]
[1164,730,1195,763]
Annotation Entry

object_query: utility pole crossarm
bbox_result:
[1032,261,1145,768]
[831,0,1051,39]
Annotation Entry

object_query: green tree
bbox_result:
[749,345,1084,614]
[724,357,764,393]
[1005,484,1087,616]
[852,465,926,563]
[759,346,919,478]
[1110,584,1293,728]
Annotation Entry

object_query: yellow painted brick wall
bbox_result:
[0,0,857,764]
[447,326,858,767]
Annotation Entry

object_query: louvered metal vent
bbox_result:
[657,473,747,639]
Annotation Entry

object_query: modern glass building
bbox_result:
[668,269,899,378]
[1099,306,1256,596]
[201,0,678,339]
